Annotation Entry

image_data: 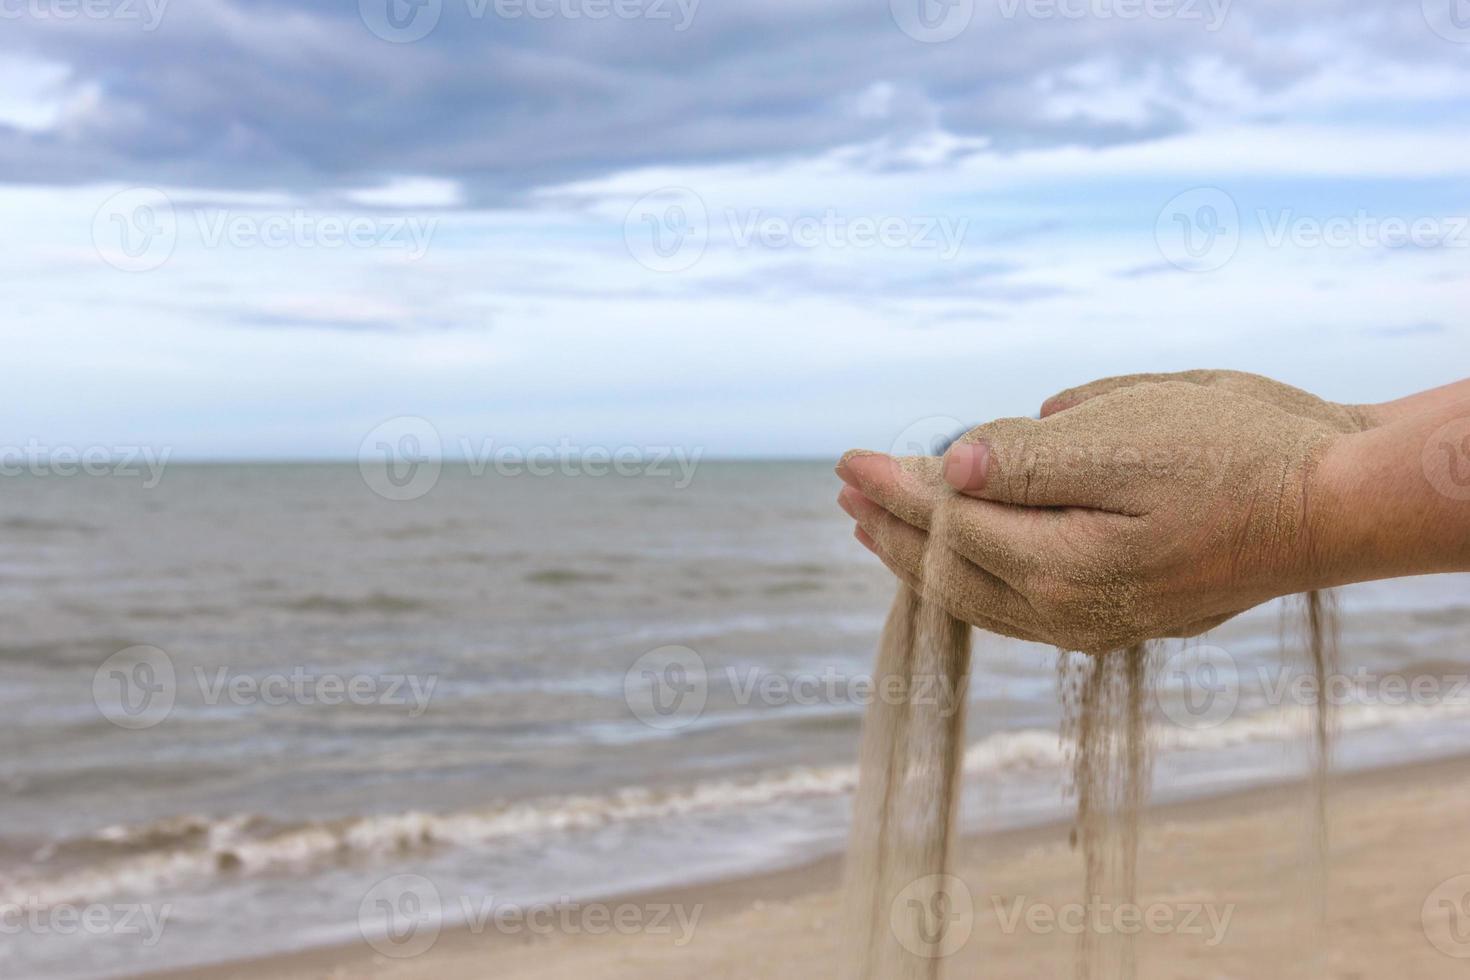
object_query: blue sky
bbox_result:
[2,0,1468,458]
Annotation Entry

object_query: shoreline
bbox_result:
[134,750,1470,979]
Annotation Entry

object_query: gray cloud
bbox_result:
[0,0,1462,202]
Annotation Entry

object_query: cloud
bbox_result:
[2,0,1468,200]
[1112,261,1183,279]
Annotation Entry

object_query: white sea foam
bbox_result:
[6,694,1465,909]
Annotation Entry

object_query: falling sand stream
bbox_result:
[843,500,1339,980]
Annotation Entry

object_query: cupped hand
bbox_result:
[837,382,1342,654]
[1039,368,1376,433]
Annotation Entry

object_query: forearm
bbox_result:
[1305,398,1470,587]
[1351,377,1470,427]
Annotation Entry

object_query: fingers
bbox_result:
[1040,373,1157,418]
[939,383,1236,514]
[943,494,1045,584]
[839,452,1119,586]
[840,389,1162,516]
[1040,371,1202,418]
[938,414,1133,512]
[836,451,945,529]
[841,488,1035,633]
[839,485,929,570]
[851,495,1233,647]
[856,527,1045,645]
[1039,393,1082,418]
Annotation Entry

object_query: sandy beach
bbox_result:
[137,752,1470,980]
[12,2,1470,976]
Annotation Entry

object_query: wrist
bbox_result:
[1299,405,1470,588]
[1298,432,1369,590]
[1361,378,1470,428]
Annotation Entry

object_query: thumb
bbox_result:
[940,416,1124,511]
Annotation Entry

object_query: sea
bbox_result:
[1,461,1467,977]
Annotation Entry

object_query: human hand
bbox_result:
[1040,369,1377,433]
[837,382,1342,653]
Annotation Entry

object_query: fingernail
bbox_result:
[943,441,990,490]
[854,526,878,553]
[1040,395,1077,418]
[837,486,860,519]
[840,452,895,490]
[835,449,878,484]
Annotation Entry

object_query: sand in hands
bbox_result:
[845,382,1347,979]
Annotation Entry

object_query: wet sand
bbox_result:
[140,753,1470,980]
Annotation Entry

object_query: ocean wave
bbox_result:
[6,696,1466,908]
[0,768,863,908]
[524,569,616,586]
[0,638,149,668]
[0,516,98,535]
[762,580,826,597]
[274,592,434,615]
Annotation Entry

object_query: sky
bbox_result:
[2,0,1468,459]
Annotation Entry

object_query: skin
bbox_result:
[837,374,1470,651]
